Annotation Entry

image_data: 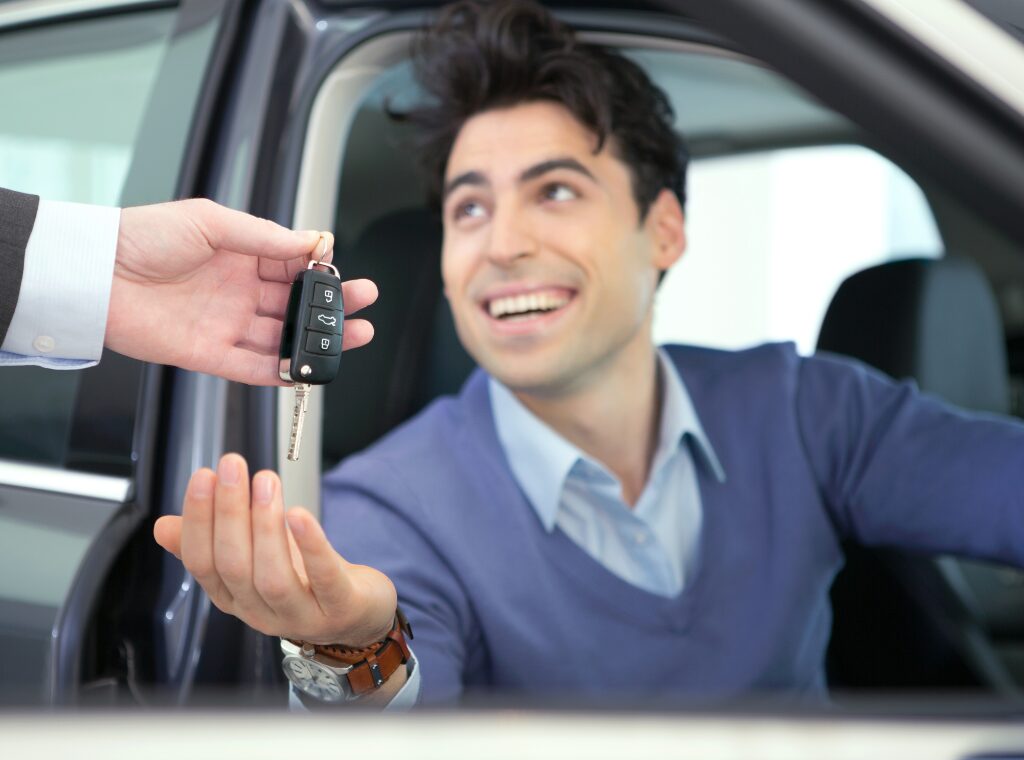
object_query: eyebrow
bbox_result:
[442,157,597,201]
[520,157,595,184]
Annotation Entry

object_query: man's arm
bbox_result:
[0,194,378,384]
[0,196,119,368]
[153,454,419,708]
[797,352,1024,564]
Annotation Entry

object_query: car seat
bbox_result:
[817,256,1024,696]
[322,207,476,469]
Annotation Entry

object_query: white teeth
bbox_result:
[487,291,571,318]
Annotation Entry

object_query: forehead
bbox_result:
[445,101,607,179]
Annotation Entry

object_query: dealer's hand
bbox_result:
[106,199,378,385]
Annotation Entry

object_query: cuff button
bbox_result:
[33,335,55,353]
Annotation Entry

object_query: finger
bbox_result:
[258,254,315,284]
[251,471,308,619]
[154,515,182,558]
[258,232,335,284]
[258,281,291,318]
[197,199,323,262]
[285,508,354,614]
[340,279,378,315]
[341,318,374,351]
[215,346,290,387]
[212,453,273,619]
[239,315,284,355]
[180,468,234,610]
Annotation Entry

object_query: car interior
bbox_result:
[311,27,1024,701]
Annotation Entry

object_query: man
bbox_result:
[0,189,377,384]
[154,0,1024,708]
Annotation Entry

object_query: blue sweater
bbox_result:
[322,343,1024,705]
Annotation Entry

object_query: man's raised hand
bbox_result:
[153,453,397,649]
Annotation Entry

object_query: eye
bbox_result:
[452,199,486,221]
[541,182,578,203]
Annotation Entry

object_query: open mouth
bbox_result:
[484,288,575,322]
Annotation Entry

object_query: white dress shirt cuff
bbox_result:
[288,649,421,711]
[0,199,120,368]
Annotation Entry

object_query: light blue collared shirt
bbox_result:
[490,348,726,597]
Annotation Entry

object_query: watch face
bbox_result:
[282,656,345,703]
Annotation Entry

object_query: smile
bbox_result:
[485,288,575,321]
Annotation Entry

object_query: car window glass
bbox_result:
[654,145,943,354]
[0,10,175,473]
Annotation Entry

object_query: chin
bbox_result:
[481,354,575,396]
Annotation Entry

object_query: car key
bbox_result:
[279,240,344,461]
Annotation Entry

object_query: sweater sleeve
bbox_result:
[321,455,481,705]
[795,351,1024,566]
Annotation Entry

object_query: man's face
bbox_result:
[441,100,683,396]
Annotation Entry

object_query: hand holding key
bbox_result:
[153,454,399,651]
[106,199,377,385]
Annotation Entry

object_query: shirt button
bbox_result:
[34,335,55,353]
[634,530,649,545]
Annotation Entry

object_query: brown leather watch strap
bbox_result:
[291,609,413,697]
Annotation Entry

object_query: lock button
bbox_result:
[305,331,341,356]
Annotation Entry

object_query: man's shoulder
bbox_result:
[322,370,492,500]
[661,341,804,387]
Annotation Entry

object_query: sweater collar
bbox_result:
[487,347,725,532]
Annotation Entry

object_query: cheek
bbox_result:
[440,240,474,294]
[601,237,658,313]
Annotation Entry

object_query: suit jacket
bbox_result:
[0,187,41,346]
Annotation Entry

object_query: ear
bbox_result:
[645,188,686,271]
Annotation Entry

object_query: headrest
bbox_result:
[323,208,444,466]
[323,207,475,468]
[817,257,1009,414]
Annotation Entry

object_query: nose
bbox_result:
[485,204,535,267]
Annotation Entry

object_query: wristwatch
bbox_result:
[280,609,413,703]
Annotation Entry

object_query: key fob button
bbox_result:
[307,306,341,334]
[313,283,340,310]
[305,331,341,356]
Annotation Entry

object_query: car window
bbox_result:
[0,8,196,476]
[0,11,174,203]
[654,145,943,354]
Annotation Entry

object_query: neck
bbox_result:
[514,333,662,507]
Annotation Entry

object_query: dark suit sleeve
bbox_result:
[796,352,1024,566]
[0,187,41,346]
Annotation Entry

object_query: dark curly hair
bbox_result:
[402,0,688,219]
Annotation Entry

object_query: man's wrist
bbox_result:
[282,607,413,701]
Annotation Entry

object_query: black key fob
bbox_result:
[278,261,344,385]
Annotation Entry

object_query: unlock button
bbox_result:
[313,283,340,310]
[305,331,341,356]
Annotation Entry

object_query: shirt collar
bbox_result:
[489,347,725,533]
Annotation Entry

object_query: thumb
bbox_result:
[194,199,328,261]
[153,515,182,559]
[286,508,397,646]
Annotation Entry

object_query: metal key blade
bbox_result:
[287,382,311,461]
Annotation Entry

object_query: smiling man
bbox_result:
[154,0,1024,709]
